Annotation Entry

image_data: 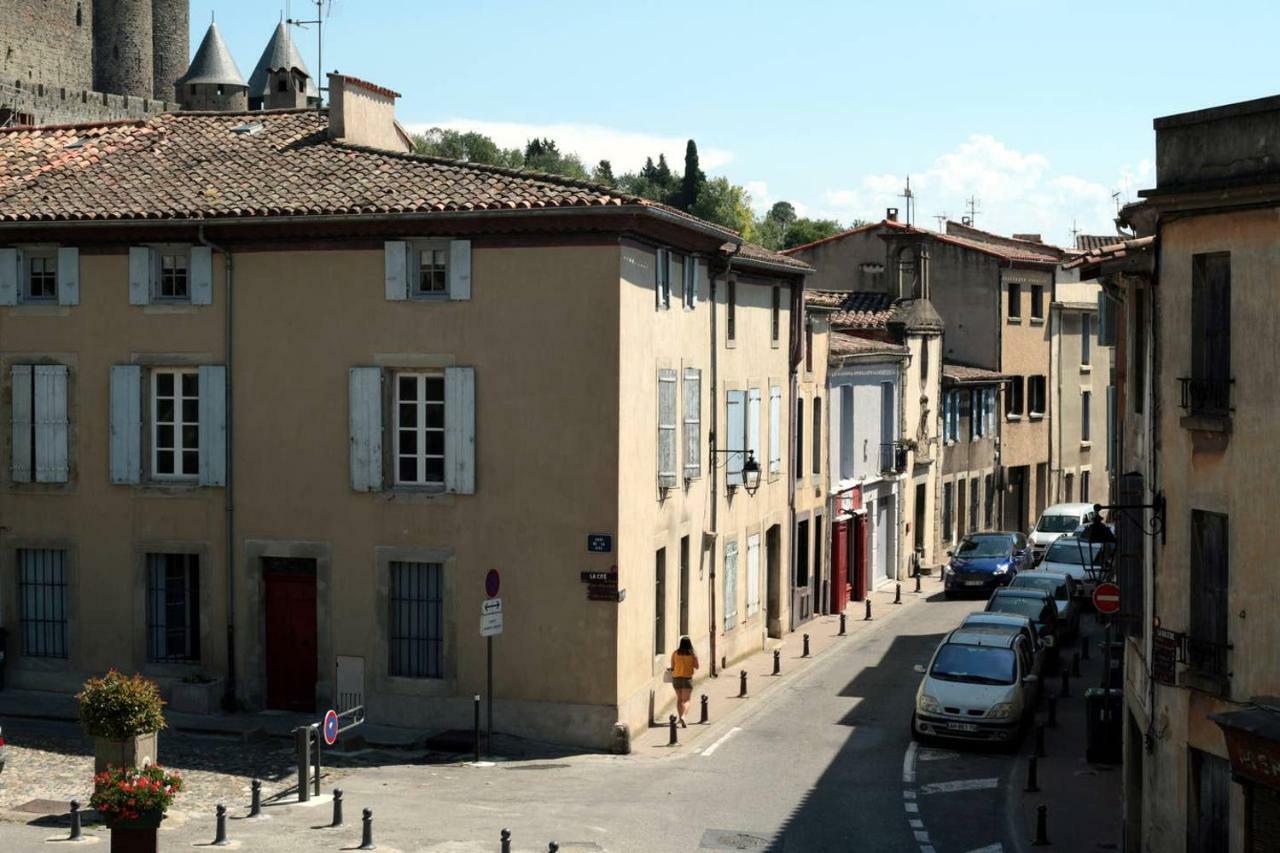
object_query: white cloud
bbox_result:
[744,180,772,214]
[814,135,1139,244]
[405,118,733,174]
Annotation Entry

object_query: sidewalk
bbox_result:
[630,577,929,755]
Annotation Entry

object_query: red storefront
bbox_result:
[831,486,868,612]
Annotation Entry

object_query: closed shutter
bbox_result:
[0,248,19,305]
[746,534,761,616]
[197,365,226,486]
[109,365,142,484]
[128,247,153,305]
[747,388,761,472]
[1116,472,1144,639]
[1106,385,1117,471]
[445,366,476,494]
[1097,291,1116,346]
[682,368,701,480]
[33,365,69,483]
[726,390,745,486]
[384,240,409,301]
[723,540,738,630]
[657,368,677,489]
[769,386,782,474]
[839,385,853,480]
[189,246,213,305]
[11,365,32,482]
[56,247,80,306]
[986,388,997,435]
[685,257,699,308]
[348,367,384,492]
[654,249,669,309]
[448,239,471,301]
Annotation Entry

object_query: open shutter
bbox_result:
[190,246,213,305]
[726,390,745,486]
[128,247,152,305]
[769,386,782,474]
[657,368,678,489]
[448,239,472,301]
[33,365,69,483]
[56,247,80,306]
[384,241,409,301]
[198,365,227,486]
[684,257,699,309]
[746,534,761,615]
[1106,385,1116,471]
[682,367,701,480]
[747,388,761,471]
[1097,291,1115,346]
[11,365,32,482]
[0,248,19,306]
[348,367,383,492]
[109,365,142,484]
[445,366,476,494]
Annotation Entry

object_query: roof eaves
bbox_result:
[780,221,884,255]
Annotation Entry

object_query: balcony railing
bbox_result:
[1177,376,1234,415]
[879,442,908,474]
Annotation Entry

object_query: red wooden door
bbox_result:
[831,520,850,613]
[264,569,317,712]
[852,514,869,601]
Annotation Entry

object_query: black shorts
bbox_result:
[672,676,693,690]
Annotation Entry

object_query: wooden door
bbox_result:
[831,520,849,613]
[264,563,317,712]
[852,514,868,601]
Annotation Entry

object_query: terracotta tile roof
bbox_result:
[1063,235,1155,270]
[784,218,1063,266]
[806,289,895,329]
[942,362,1011,384]
[332,74,402,100]
[830,331,908,358]
[735,240,812,271]
[781,221,882,255]
[941,221,1065,263]
[1075,233,1131,252]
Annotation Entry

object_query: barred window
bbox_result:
[147,553,200,662]
[19,548,68,658]
[389,561,444,678]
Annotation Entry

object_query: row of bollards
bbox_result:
[178,786,375,849]
[499,830,562,852]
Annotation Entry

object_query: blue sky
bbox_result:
[192,0,1280,243]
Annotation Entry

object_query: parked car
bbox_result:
[1030,503,1099,562]
[1010,570,1081,642]
[1038,535,1113,598]
[943,532,1033,599]
[911,627,1038,748]
[960,612,1049,682]
[986,587,1061,649]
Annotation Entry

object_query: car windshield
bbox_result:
[1012,575,1068,601]
[988,596,1047,624]
[1037,514,1082,533]
[930,644,1017,685]
[1044,540,1100,565]
[956,536,1012,558]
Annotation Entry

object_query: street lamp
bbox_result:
[711,448,762,497]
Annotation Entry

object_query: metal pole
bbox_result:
[313,725,321,797]
[295,726,311,803]
[473,694,481,763]
[487,634,494,756]
[249,778,262,817]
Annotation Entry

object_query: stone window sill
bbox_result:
[1007,317,1022,325]
[1030,317,1045,326]
[1006,414,1022,422]
[1080,364,1092,374]
[1080,440,1092,450]
[1028,412,1044,421]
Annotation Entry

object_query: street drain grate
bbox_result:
[504,763,571,771]
[699,828,771,849]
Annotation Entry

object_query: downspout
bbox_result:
[707,247,737,677]
[199,224,236,710]
[1048,266,1057,508]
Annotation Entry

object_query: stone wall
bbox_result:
[2,81,173,127]
[91,0,153,97]
[150,0,189,101]
[0,0,96,91]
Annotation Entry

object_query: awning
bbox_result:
[1211,703,1280,788]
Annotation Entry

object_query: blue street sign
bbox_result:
[587,534,613,553]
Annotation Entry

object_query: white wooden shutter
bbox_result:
[769,386,782,474]
[449,239,472,301]
[32,365,69,483]
[726,390,745,486]
[198,365,227,486]
[128,247,152,305]
[723,540,738,629]
[0,248,19,305]
[747,387,761,471]
[56,247,80,306]
[657,368,677,489]
[682,367,701,480]
[349,367,384,492]
[109,364,142,484]
[190,246,213,305]
[1097,292,1114,346]
[655,248,669,309]
[10,365,32,482]
[746,533,761,616]
[684,257,699,309]
[384,241,409,301]
[445,366,476,494]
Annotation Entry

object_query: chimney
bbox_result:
[886,207,899,223]
[327,73,412,153]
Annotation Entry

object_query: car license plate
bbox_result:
[965,580,985,586]
[947,722,979,732]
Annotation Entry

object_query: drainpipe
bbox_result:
[199,224,236,710]
[707,247,737,677]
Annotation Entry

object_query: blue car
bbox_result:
[944,532,1033,598]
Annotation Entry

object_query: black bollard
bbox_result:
[839,613,847,635]
[331,788,345,828]
[668,714,678,746]
[473,693,481,763]
[738,669,748,698]
[359,808,376,850]
[68,801,82,842]
[1032,804,1050,846]
[773,648,781,675]
[212,804,229,846]
[1046,694,1058,728]
[1035,723,1046,758]
[1060,668,1071,698]
[802,633,811,657]
[1024,755,1040,792]
[249,778,262,818]
[864,599,872,621]
[549,844,560,853]
[501,829,512,853]
[1081,636,1091,660]
[699,694,709,724]
[915,572,922,593]
[894,583,902,604]
[1071,652,1081,677]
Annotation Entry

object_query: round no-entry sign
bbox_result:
[322,709,339,746]
[1093,581,1122,615]
[485,569,500,598]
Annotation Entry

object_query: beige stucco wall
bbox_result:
[327,76,410,152]
[999,268,1053,531]
[902,333,940,570]
[1051,289,1112,508]
[797,315,830,603]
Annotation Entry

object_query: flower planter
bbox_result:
[109,823,161,853]
[94,732,158,774]
[169,678,224,716]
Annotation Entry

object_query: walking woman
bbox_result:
[670,635,699,726]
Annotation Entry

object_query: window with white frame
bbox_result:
[417,244,449,296]
[25,252,57,302]
[152,368,200,479]
[395,373,446,486]
[157,251,190,301]
[146,553,200,662]
[388,560,444,678]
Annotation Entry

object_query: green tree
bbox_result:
[592,159,617,187]
[783,217,845,249]
[692,177,756,236]
[672,139,706,212]
[522,137,589,180]
[768,201,797,227]
[411,128,522,167]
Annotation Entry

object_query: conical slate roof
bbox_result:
[247,22,318,101]
[177,22,248,88]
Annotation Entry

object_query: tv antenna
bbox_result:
[1070,219,1081,247]
[898,176,915,226]
[1112,190,1123,213]
[287,0,337,106]
[933,213,948,232]
[964,195,981,227]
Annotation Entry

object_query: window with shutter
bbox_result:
[655,249,671,310]
[723,540,738,631]
[10,365,33,482]
[109,365,142,484]
[1132,288,1146,413]
[657,368,678,489]
[683,368,701,480]
[838,385,853,480]
[33,365,69,483]
[748,387,761,474]
[1190,253,1232,414]
[683,257,699,309]
[942,482,954,542]
[960,389,972,441]
[794,397,804,480]
[0,248,19,306]
[1189,510,1229,678]
[1081,314,1092,366]
[151,368,200,480]
[1081,390,1091,442]
[24,251,57,302]
[1008,377,1024,417]
[970,478,979,531]
[727,280,737,342]
[812,396,821,476]
[444,366,476,494]
[726,389,746,487]
[771,286,780,343]
[769,386,782,475]
[198,365,226,486]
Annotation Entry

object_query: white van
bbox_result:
[1029,502,1098,560]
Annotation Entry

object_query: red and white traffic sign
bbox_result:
[1093,582,1122,615]
[322,709,339,746]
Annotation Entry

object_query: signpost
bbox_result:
[482,570,500,758]
[1093,582,1121,615]
[322,709,339,746]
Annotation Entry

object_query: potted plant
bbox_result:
[91,764,182,852]
[169,673,225,716]
[77,671,167,773]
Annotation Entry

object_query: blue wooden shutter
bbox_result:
[445,366,476,494]
[349,367,384,492]
[769,386,782,474]
[0,248,19,306]
[190,246,213,305]
[448,239,472,301]
[726,390,745,486]
[33,365,69,483]
[198,365,227,486]
[384,241,408,301]
[56,247,80,306]
[128,247,152,305]
[747,387,761,471]
[682,367,701,480]
[109,365,142,484]
[657,368,677,488]
[10,365,32,482]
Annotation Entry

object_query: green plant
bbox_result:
[180,673,216,685]
[91,764,182,824]
[77,671,167,740]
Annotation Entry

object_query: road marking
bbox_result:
[903,740,918,784]
[918,747,961,761]
[921,847,936,853]
[904,802,919,813]
[903,790,917,800]
[919,777,1001,795]
[914,830,931,843]
[909,819,924,829]
[962,845,1004,853]
[701,726,742,758]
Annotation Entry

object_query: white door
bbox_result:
[876,497,892,585]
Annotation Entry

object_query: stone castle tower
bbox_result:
[1,0,188,126]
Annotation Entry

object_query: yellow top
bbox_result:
[671,652,697,679]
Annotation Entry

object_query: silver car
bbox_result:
[1038,536,1112,598]
[1010,570,1081,642]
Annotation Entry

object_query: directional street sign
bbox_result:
[322,709,339,746]
[481,612,504,637]
[580,570,618,584]
[482,598,502,615]
[1093,581,1122,615]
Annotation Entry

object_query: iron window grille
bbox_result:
[389,561,444,679]
[146,553,200,662]
[18,548,68,658]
